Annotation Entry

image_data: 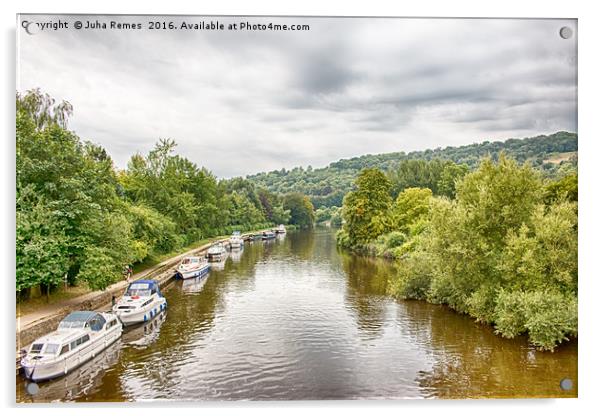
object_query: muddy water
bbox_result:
[16,228,577,401]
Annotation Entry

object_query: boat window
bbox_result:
[44,343,59,354]
[89,315,106,331]
[30,343,44,353]
[60,344,70,355]
[126,282,151,297]
[106,319,117,329]
[71,334,91,349]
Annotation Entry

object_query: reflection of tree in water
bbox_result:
[340,251,398,339]
[285,229,316,261]
[395,301,578,398]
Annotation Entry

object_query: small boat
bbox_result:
[207,242,227,261]
[275,224,287,234]
[262,231,276,240]
[229,231,244,249]
[112,280,167,325]
[176,256,211,279]
[20,311,122,382]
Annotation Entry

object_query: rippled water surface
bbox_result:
[17,229,577,401]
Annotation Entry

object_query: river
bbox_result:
[16,228,577,402]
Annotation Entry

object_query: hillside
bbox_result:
[246,132,577,207]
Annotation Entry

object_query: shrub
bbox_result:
[390,252,433,300]
[494,289,577,350]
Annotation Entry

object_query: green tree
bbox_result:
[340,168,393,246]
[283,193,315,228]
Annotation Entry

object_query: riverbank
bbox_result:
[16,229,270,354]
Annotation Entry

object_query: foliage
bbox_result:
[247,132,577,207]
[339,168,393,247]
[378,155,578,350]
[283,193,315,228]
[391,188,433,233]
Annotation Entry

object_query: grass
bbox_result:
[16,284,90,317]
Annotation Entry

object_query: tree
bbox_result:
[340,168,393,246]
[437,163,469,198]
[283,193,315,228]
[391,187,432,233]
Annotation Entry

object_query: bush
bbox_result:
[494,289,577,351]
[389,252,433,300]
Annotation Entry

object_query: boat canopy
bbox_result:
[58,311,106,331]
[126,280,161,297]
[232,231,241,236]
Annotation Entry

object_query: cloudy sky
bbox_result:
[17,16,577,178]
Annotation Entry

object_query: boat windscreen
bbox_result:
[44,344,59,354]
[126,282,152,296]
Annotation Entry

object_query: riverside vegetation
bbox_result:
[336,155,577,351]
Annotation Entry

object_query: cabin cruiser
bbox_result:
[262,230,276,240]
[176,256,211,279]
[275,224,287,234]
[20,311,122,382]
[229,231,244,249]
[112,280,167,326]
[207,242,227,261]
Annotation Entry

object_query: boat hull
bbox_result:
[177,263,211,280]
[115,298,168,326]
[21,325,122,382]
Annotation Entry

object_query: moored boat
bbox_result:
[112,280,167,325]
[262,231,276,240]
[20,311,122,382]
[229,231,244,249]
[275,224,287,234]
[176,256,211,279]
[207,242,227,261]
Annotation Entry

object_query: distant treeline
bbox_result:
[16,90,314,296]
[247,132,577,208]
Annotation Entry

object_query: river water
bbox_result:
[16,228,577,402]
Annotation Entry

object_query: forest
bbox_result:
[336,154,578,351]
[16,90,314,298]
[247,131,577,208]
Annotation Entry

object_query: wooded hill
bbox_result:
[246,132,577,208]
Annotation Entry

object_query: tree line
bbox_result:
[336,155,577,351]
[16,90,314,298]
[247,131,577,208]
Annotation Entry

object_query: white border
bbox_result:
[3,1,601,415]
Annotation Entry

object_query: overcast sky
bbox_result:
[17,16,577,178]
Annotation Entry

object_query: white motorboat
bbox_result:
[229,231,244,249]
[20,311,122,382]
[207,242,227,261]
[176,256,211,279]
[112,280,167,325]
[275,224,287,234]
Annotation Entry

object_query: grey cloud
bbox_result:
[18,16,577,178]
